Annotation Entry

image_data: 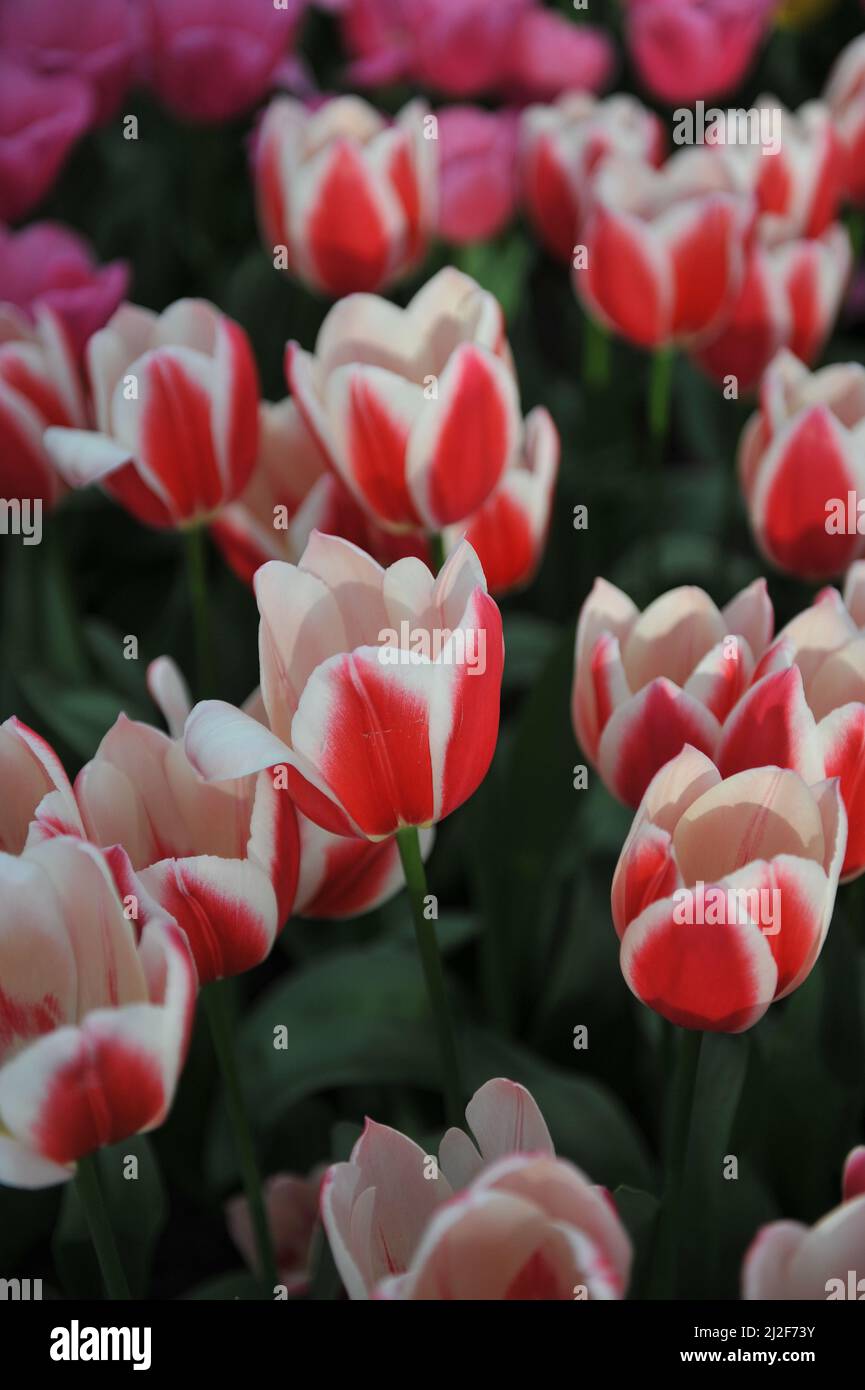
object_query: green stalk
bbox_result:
[651,1027,703,1299]
[648,345,675,587]
[183,525,215,697]
[429,532,447,575]
[75,1153,131,1300]
[583,312,612,390]
[203,982,279,1295]
[396,826,464,1128]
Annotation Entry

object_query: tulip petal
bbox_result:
[464,1078,554,1163]
[716,666,824,784]
[818,703,865,880]
[597,679,721,809]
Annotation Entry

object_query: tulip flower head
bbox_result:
[825,34,865,207]
[0,221,128,356]
[322,1077,632,1299]
[623,0,776,106]
[612,746,846,1032]
[0,305,87,509]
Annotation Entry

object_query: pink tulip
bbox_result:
[0,60,92,223]
[521,93,665,264]
[624,0,775,105]
[825,34,865,207]
[612,746,846,1032]
[210,399,430,587]
[286,267,522,532]
[183,533,503,842]
[0,716,85,855]
[0,0,139,125]
[0,221,129,355]
[227,1171,323,1295]
[738,350,865,579]
[322,1077,632,1299]
[573,576,773,807]
[0,836,195,1188]
[436,107,519,246]
[140,0,304,123]
[577,150,755,349]
[446,406,559,597]
[255,95,435,297]
[44,298,260,529]
[693,222,852,393]
[504,9,614,103]
[715,98,843,241]
[743,1148,865,1298]
[0,305,87,507]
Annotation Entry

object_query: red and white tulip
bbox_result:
[0,836,195,1188]
[576,150,754,349]
[572,576,773,807]
[255,95,436,298]
[738,350,865,579]
[0,305,86,507]
[286,267,521,532]
[612,746,846,1032]
[322,1077,632,1300]
[44,299,260,529]
[825,35,865,208]
[520,92,665,264]
[184,533,503,841]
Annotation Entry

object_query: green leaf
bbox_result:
[15,673,148,760]
[183,1271,263,1301]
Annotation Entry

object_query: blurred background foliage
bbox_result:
[2,0,864,1300]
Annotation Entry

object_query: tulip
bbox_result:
[520,93,665,264]
[0,715,84,854]
[0,0,139,125]
[0,305,87,507]
[623,0,776,105]
[0,60,92,223]
[227,1171,323,1295]
[0,221,128,356]
[43,298,259,529]
[742,1147,865,1298]
[322,1077,631,1299]
[286,267,521,533]
[0,835,196,1190]
[611,745,846,1032]
[436,107,519,246]
[184,532,503,841]
[503,10,614,104]
[576,150,754,349]
[825,34,865,207]
[714,98,843,241]
[140,0,304,123]
[693,223,852,393]
[572,575,773,807]
[255,95,436,298]
[210,399,429,587]
[445,406,559,596]
[738,350,865,580]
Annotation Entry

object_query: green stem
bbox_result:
[75,1153,131,1300]
[396,826,464,1128]
[651,1027,702,1299]
[847,208,865,266]
[429,532,447,575]
[648,346,675,587]
[583,312,611,390]
[183,525,215,698]
[203,982,279,1295]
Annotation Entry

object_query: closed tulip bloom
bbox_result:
[228,1170,323,1296]
[693,223,852,393]
[322,1077,631,1299]
[184,533,503,841]
[44,299,260,529]
[141,0,303,124]
[445,405,559,596]
[286,267,520,532]
[573,576,773,807]
[520,93,665,264]
[255,95,436,298]
[0,305,87,507]
[0,0,138,126]
[611,746,846,1032]
[742,1147,865,1299]
[825,35,865,207]
[436,107,519,246]
[738,350,865,579]
[0,221,129,357]
[577,151,754,349]
[0,60,92,223]
[624,0,775,105]
[503,9,614,104]
[716,98,844,241]
[210,399,428,587]
[0,836,196,1188]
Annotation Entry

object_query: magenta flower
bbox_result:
[0,60,92,223]
[0,221,128,355]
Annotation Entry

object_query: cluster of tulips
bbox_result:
[1,0,865,1303]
